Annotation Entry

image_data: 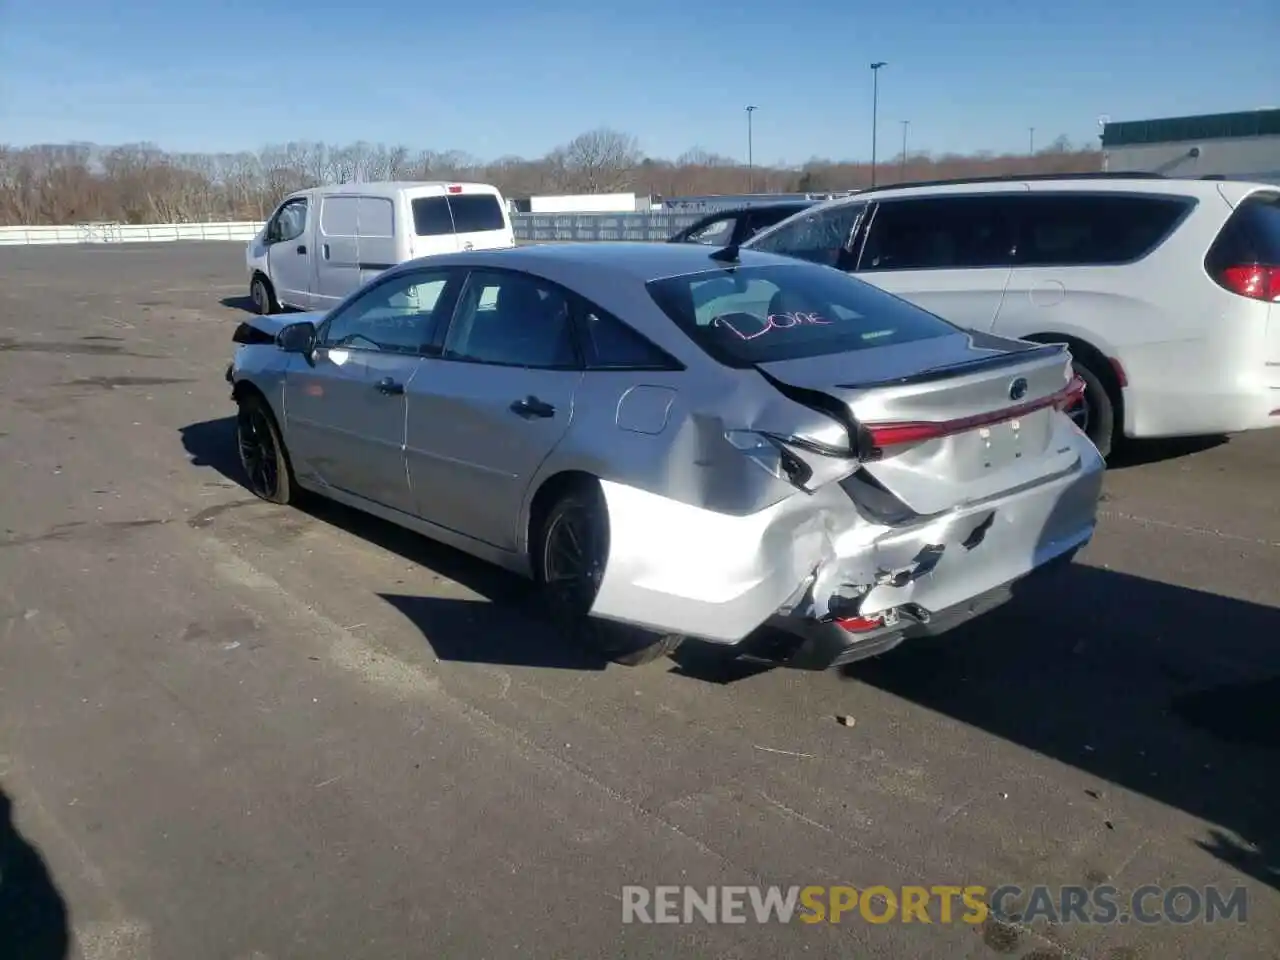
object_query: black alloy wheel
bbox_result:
[538,484,683,667]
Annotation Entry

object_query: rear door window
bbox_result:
[1012,194,1193,266]
[645,262,957,367]
[858,196,1017,271]
[448,193,506,233]
[412,197,454,236]
[412,193,506,236]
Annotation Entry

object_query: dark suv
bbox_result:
[668,201,817,248]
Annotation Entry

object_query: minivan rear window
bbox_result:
[411,193,507,237]
[645,262,957,367]
[1205,193,1280,271]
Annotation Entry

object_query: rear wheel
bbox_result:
[250,275,278,315]
[536,482,684,666]
[1068,359,1116,458]
[236,393,295,504]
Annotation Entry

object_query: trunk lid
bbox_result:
[757,330,1084,515]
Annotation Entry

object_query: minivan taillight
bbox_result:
[1218,264,1280,301]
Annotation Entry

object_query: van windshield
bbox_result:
[412,194,506,236]
[644,262,957,367]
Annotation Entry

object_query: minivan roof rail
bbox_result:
[854,171,1168,194]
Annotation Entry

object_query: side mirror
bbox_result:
[276,321,316,358]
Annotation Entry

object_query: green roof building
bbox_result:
[1100,108,1280,184]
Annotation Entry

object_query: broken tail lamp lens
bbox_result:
[724,430,813,488]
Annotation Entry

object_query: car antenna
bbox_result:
[709,243,740,263]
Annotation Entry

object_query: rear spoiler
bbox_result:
[833,342,1069,390]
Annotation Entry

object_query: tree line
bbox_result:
[0,127,1102,227]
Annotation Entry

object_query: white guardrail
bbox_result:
[0,221,266,246]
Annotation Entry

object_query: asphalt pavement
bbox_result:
[1,242,1278,960]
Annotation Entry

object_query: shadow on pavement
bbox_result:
[1107,434,1229,469]
[218,296,299,316]
[0,787,70,960]
[180,416,610,672]
[218,295,256,314]
[378,594,611,671]
[844,563,1280,894]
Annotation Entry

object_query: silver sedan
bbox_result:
[225,242,1104,669]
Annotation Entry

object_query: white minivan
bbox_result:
[746,175,1280,457]
[244,181,516,315]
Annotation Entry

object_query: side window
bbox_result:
[748,203,866,269]
[272,199,308,244]
[684,216,736,246]
[741,208,791,241]
[577,302,679,370]
[320,269,454,355]
[859,197,1015,271]
[1014,194,1194,266]
[319,196,360,236]
[443,270,578,369]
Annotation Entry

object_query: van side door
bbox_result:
[315,195,400,310]
[854,195,1019,331]
[992,192,1195,340]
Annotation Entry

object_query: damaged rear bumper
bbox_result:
[767,541,1083,670]
[591,437,1104,656]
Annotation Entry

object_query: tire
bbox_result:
[535,481,684,667]
[236,392,295,505]
[250,275,277,316]
[1069,359,1116,458]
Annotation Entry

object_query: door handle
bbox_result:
[375,377,405,396]
[509,395,555,419]
[296,244,307,255]
[322,243,330,260]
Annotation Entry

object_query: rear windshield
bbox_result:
[645,262,957,367]
[412,193,506,237]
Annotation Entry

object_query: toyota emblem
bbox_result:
[1009,377,1029,401]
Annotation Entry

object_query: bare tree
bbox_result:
[552,128,643,193]
[0,131,1102,227]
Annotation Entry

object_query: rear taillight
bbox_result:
[1218,264,1280,301]
[1056,374,1087,412]
[863,376,1086,453]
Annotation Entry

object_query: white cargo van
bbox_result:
[244,181,516,314]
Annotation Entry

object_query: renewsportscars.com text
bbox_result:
[621,884,1249,925]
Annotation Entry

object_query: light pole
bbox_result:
[1029,127,1035,155]
[900,120,910,180]
[746,105,758,192]
[870,62,887,187]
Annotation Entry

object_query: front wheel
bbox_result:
[236,393,295,504]
[250,275,277,315]
[536,482,684,666]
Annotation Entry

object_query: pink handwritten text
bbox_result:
[713,312,832,341]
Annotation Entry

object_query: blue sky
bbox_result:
[3,0,1276,165]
